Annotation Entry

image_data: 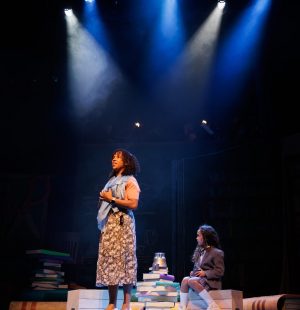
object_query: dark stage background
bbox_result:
[0,0,299,309]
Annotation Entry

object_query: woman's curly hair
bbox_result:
[109,148,140,177]
[192,224,221,263]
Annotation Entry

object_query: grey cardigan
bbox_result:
[193,246,225,289]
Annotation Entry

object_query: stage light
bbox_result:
[218,1,226,9]
[201,120,214,135]
[134,122,141,128]
[64,8,73,16]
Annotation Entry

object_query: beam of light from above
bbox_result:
[143,0,185,86]
[161,0,181,37]
[211,0,272,107]
[83,0,110,51]
[65,12,124,118]
[161,5,224,115]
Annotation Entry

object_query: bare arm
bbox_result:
[100,189,138,210]
[100,179,140,210]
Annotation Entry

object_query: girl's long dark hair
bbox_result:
[192,224,221,263]
[109,149,140,178]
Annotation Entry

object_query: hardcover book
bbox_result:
[137,286,177,293]
[137,292,178,297]
[143,274,161,280]
[146,302,175,307]
[143,274,175,282]
[138,296,178,302]
[26,249,70,257]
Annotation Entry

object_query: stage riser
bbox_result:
[9,301,67,310]
[187,289,243,310]
[67,290,146,310]
[9,289,243,310]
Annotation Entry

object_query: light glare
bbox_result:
[64,9,73,17]
[218,1,226,10]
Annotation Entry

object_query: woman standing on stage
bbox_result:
[96,149,141,310]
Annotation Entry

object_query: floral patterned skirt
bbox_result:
[96,210,137,286]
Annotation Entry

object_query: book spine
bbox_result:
[156,281,179,287]
[160,274,175,281]
[26,249,70,256]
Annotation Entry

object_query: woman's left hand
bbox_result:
[100,189,113,202]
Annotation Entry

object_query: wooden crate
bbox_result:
[187,289,243,310]
[67,289,145,310]
[9,301,67,310]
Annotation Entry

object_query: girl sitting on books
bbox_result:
[179,224,224,310]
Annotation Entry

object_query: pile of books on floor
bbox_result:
[135,266,180,310]
[26,249,71,291]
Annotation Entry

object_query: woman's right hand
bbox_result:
[100,189,113,202]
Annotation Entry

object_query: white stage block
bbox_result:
[67,289,124,310]
[187,289,243,310]
[67,289,146,310]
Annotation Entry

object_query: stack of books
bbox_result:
[136,267,179,310]
[26,249,71,291]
